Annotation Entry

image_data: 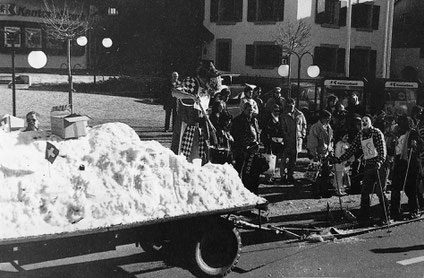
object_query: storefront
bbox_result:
[322,79,365,110]
[0,1,88,72]
[382,81,419,115]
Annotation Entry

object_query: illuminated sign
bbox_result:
[324,80,364,87]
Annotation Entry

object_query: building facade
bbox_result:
[202,0,393,85]
[0,0,89,73]
[391,0,424,81]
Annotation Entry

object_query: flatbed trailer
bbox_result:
[0,202,268,278]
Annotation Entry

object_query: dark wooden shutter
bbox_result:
[235,0,243,22]
[210,0,218,22]
[246,44,254,66]
[339,5,347,26]
[272,45,281,67]
[315,0,327,24]
[247,0,256,22]
[372,5,380,30]
[275,0,284,21]
[336,48,346,74]
[369,49,377,77]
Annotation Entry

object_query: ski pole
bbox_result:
[377,167,391,234]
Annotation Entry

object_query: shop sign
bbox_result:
[324,79,364,87]
[0,3,85,19]
[384,81,418,89]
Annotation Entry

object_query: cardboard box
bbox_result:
[51,111,90,139]
[0,114,25,132]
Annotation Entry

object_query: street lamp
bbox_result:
[278,51,320,100]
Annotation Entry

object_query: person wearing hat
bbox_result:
[171,61,222,164]
[331,115,390,226]
[231,101,261,193]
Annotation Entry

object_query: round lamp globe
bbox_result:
[28,51,47,69]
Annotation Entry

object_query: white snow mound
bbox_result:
[0,123,265,239]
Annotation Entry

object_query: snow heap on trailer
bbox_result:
[0,123,265,239]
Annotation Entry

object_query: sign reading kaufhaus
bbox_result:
[0,3,85,19]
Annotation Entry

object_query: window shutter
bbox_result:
[210,0,218,22]
[235,0,243,22]
[272,45,281,67]
[372,5,380,30]
[336,48,346,74]
[315,0,327,24]
[247,0,256,22]
[339,5,347,26]
[246,44,254,66]
[274,0,284,22]
[369,50,377,77]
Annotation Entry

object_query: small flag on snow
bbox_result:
[45,142,59,164]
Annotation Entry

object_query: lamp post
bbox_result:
[93,37,113,85]
[3,30,47,116]
[277,51,320,102]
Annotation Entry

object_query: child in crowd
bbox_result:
[333,130,352,196]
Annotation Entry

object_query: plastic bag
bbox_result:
[262,152,276,175]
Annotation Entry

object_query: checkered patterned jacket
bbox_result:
[339,126,386,167]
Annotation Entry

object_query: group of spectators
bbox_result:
[165,64,424,225]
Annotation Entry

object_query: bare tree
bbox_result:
[42,0,92,113]
[273,19,312,97]
[274,19,312,56]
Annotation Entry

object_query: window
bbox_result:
[4,27,21,47]
[315,0,342,26]
[245,43,280,68]
[108,7,118,15]
[216,39,231,71]
[350,48,376,78]
[352,2,380,30]
[210,0,242,23]
[25,28,42,49]
[247,0,284,22]
[314,46,345,75]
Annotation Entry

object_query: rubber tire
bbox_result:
[189,219,242,278]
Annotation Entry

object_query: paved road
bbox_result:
[1,220,423,277]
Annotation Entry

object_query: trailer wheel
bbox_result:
[189,219,241,278]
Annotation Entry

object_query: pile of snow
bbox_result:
[0,123,265,240]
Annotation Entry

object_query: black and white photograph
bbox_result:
[1,0,424,277]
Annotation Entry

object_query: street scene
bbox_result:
[1,0,424,278]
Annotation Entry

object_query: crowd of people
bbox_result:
[165,64,424,225]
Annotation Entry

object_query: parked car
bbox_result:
[220,73,244,101]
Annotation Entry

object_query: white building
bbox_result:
[202,0,394,84]
[0,0,89,73]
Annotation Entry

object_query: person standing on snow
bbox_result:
[171,61,222,164]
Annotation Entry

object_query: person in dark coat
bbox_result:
[163,72,180,132]
[390,115,422,220]
[231,102,262,193]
